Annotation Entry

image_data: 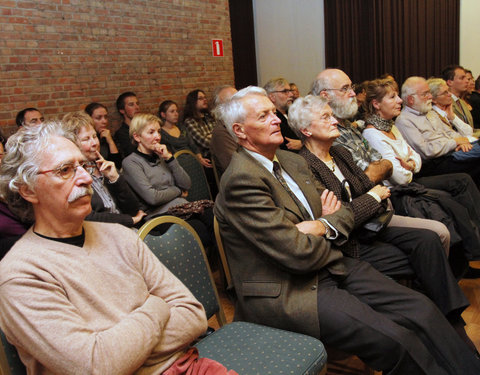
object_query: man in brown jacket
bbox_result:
[214,86,480,375]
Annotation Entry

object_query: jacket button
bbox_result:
[311,285,317,290]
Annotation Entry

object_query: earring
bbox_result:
[305,131,312,136]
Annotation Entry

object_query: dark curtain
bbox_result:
[228,0,258,88]
[324,0,459,85]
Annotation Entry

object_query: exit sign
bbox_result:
[212,39,224,57]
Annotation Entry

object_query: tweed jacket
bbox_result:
[453,97,474,128]
[214,148,354,338]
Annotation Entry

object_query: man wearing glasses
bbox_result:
[312,69,393,184]
[0,122,235,374]
[264,77,302,151]
[395,76,480,185]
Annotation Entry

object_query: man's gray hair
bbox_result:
[216,86,267,139]
[264,77,289,94]
[212,85,235,108]
[427,77,447,98]
[401,76,426,102]
[0,121,68,222]
[288,95,330,141]
[311,74,331,96]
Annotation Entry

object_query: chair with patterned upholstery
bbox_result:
[0,328,26,375]
[138,216,327,375]
[174,150,212,202]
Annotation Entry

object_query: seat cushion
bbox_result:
[195,321,327,375]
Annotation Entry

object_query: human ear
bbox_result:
[19,184,39,204]
[301,128,312,137]
[372,99,380,111]
[232,123,246,139]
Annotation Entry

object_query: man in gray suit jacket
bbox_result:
[214,86,480,374]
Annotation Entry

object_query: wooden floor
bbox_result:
[210,261,480,374]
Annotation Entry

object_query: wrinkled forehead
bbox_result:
[242,95,275,116]
[38,136,85,169]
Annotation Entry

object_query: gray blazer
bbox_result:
[214,148,354,338]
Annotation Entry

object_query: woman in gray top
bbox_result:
[122,113,214,247]
[122,113,191,219]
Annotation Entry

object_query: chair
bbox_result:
[138,216,327,375]
[174,150,212,202]
[210,155,221,188]
[0,329,26,375]
[214,216,233,292]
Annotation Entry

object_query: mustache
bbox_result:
[68,186,93,203]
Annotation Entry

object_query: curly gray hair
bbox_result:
[0,121,68,222]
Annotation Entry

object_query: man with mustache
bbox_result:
[0,122,234,374]
[395,76,480,184]
[214,86,480,374]
[312,69,393,184]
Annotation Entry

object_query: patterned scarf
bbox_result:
[364,113,394,132]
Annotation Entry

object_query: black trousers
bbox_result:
[317,257,480,374]
[358,227,468,316]
[416,173,480,260]
[416,153,480,187]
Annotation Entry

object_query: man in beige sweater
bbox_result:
[0,122,234,374]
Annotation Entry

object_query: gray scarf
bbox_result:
[365,113,394,132]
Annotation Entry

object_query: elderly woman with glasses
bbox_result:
[62,111,146,227]
[286,95,471,319]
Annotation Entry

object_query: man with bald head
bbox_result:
[312,69,392,184]
[395,76,480,184]
[214,86,480,374]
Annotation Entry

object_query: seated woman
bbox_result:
[122,113,213,246]
[362,78,480,268]
[84,102,122,169]
[62,112,146,227]
[288,95,468,318]
[159,100,211,167]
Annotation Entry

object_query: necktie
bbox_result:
[272,161,312,220]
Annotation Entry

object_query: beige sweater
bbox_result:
[0,222,207,375]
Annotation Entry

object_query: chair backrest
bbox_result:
[0,329,26,375]
[213,216,232,291]
[174,150,212,202]
[210,156,221,188]
[138,216,226,326]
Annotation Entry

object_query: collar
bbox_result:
[432,105,447,118]
[451,93,460,101]
[134,149,158,163]
[244,148,276,173]
[403,105,423,116]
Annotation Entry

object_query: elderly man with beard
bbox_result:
[395,76,480,185]
[0,122,237,375]
[312,69,393,184]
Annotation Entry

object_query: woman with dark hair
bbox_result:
[158,100,211,167]
[182,89,216,160]
[85,102,122,168]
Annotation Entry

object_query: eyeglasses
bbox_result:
[413,91,431,99]
[38,161,89,180]
[272,89,293,94]
[324,85,354,94]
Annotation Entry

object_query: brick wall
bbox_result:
[0,0,234,137]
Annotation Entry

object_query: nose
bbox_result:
[347,88,356,97]
[271,113,281,125]
[75,165,93,185]
[330,115,339,125]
